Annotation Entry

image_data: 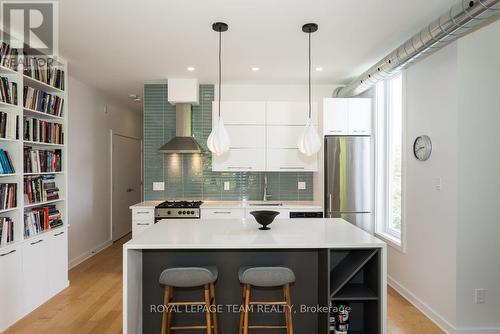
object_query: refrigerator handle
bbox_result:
[328,193,332,214]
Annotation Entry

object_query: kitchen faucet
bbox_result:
[263,174,271,201]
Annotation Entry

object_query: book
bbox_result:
[23,116,64,144]
[24,204,62,238]
[23,86,64,117]
[0,183,17,210]
[0,149,15,174]
[0,216,14,245]
[0,111,19,139]
[23,147,62,173]
[0,42,19,71]
[0,76,17,105]
[22,55,65,90]
[24,174,59,204]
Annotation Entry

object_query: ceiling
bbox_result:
[59,0,457,110]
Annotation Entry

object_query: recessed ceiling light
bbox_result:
[187,66,195,71]
[315,67,323,72]
[251,67,260,72]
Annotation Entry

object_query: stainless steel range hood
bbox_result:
[158,103,202,154]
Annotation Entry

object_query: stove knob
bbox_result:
[182,211,186,214]
[191,211,195,214]
[167,211,171,215]
[178,211,182,214]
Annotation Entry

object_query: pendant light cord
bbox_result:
[308,31,311,119]
[218,30,222,118]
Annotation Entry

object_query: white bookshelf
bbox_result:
[0,58,68,250]
[0,54,69,332]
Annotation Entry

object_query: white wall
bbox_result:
[67,75,142,267]
[388,42,459,330]
[387,19,500,334]
[456,19,500,330]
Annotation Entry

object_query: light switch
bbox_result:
[224,181,231,191]
[298,181,306,190]
[153,182,165,191]
[435,177,442,191]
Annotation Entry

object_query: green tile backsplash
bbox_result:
[143,84,314,201]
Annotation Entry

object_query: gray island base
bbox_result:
[123,218,386,334]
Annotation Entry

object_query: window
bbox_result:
[375,73,405,249]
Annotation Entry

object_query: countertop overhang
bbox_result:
[124,218,385,250]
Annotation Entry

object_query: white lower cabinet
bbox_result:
[0,227,69,332]
[48,229,69,296]
[245,209,290,220]
[212,149,266,171]
[266,149,318,171]
[201,208,244,219]
[23,235,51,312]
[0,244,24,331]
[132,208,155,237]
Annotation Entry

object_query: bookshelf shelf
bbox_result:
[23,107,64,120]
[0,207,18,214]
[23,171,64,176]
[23,141,64,147]
[23,75,65,94]
[0,137,19,142]
[0,65,18,75]
[0,100,19,108]
[0,173,18,177]
[23,198,64,209]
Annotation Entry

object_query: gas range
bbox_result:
[155,200,203,221]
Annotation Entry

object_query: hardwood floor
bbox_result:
[4,235,444,334]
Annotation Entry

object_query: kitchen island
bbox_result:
[123,218,386,334]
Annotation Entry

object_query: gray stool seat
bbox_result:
[238,266,295,287]
[159,266,218,287]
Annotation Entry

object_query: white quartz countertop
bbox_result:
[130,200,321,210]
[124,218,385,250]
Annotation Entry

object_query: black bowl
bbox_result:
[249,210,280,230]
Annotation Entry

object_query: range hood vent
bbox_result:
[158,103,202,154]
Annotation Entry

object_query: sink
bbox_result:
[249,203,283,206]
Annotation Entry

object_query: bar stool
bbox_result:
[238,266,295,334]
[159,266,218,334]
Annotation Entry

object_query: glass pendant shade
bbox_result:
[207,117,230,156]
[297,118,321,156]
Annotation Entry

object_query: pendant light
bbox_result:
[207,22,231,156]
[297,23,321,156]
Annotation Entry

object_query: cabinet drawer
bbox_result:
[202,208,244,219]
[132,209,154,221]
[132,223,153,237]
[212,149,266,171]
[266,149,318,171]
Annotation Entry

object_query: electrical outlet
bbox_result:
[153,182,165,191]
[475,288,486,304]
[298,181,306,190]
[223,181,231,191]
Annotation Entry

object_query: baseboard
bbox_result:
[69,239,113,269]
[388,276,500,334]
[387,275,455,333]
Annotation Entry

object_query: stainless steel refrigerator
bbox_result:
[324,136,372,233]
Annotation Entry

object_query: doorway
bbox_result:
[111,131,142,241]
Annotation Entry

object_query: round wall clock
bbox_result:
[413,135,432,161]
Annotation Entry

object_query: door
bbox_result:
[48,228,68,295]
[23,236,50,313]
[112,133,142,241]
[323,98,349,135]
[212,148,266,171]
[348,98,372,135]
[325,136,371,216]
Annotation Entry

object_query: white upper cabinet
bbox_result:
[323,98,372,135]
[212,101,266,125]
[266,102,318,125]
[348,98,372,135]
[212,148,266,171]
[267,149,318,171]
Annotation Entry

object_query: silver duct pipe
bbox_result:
[333,0,500,98]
